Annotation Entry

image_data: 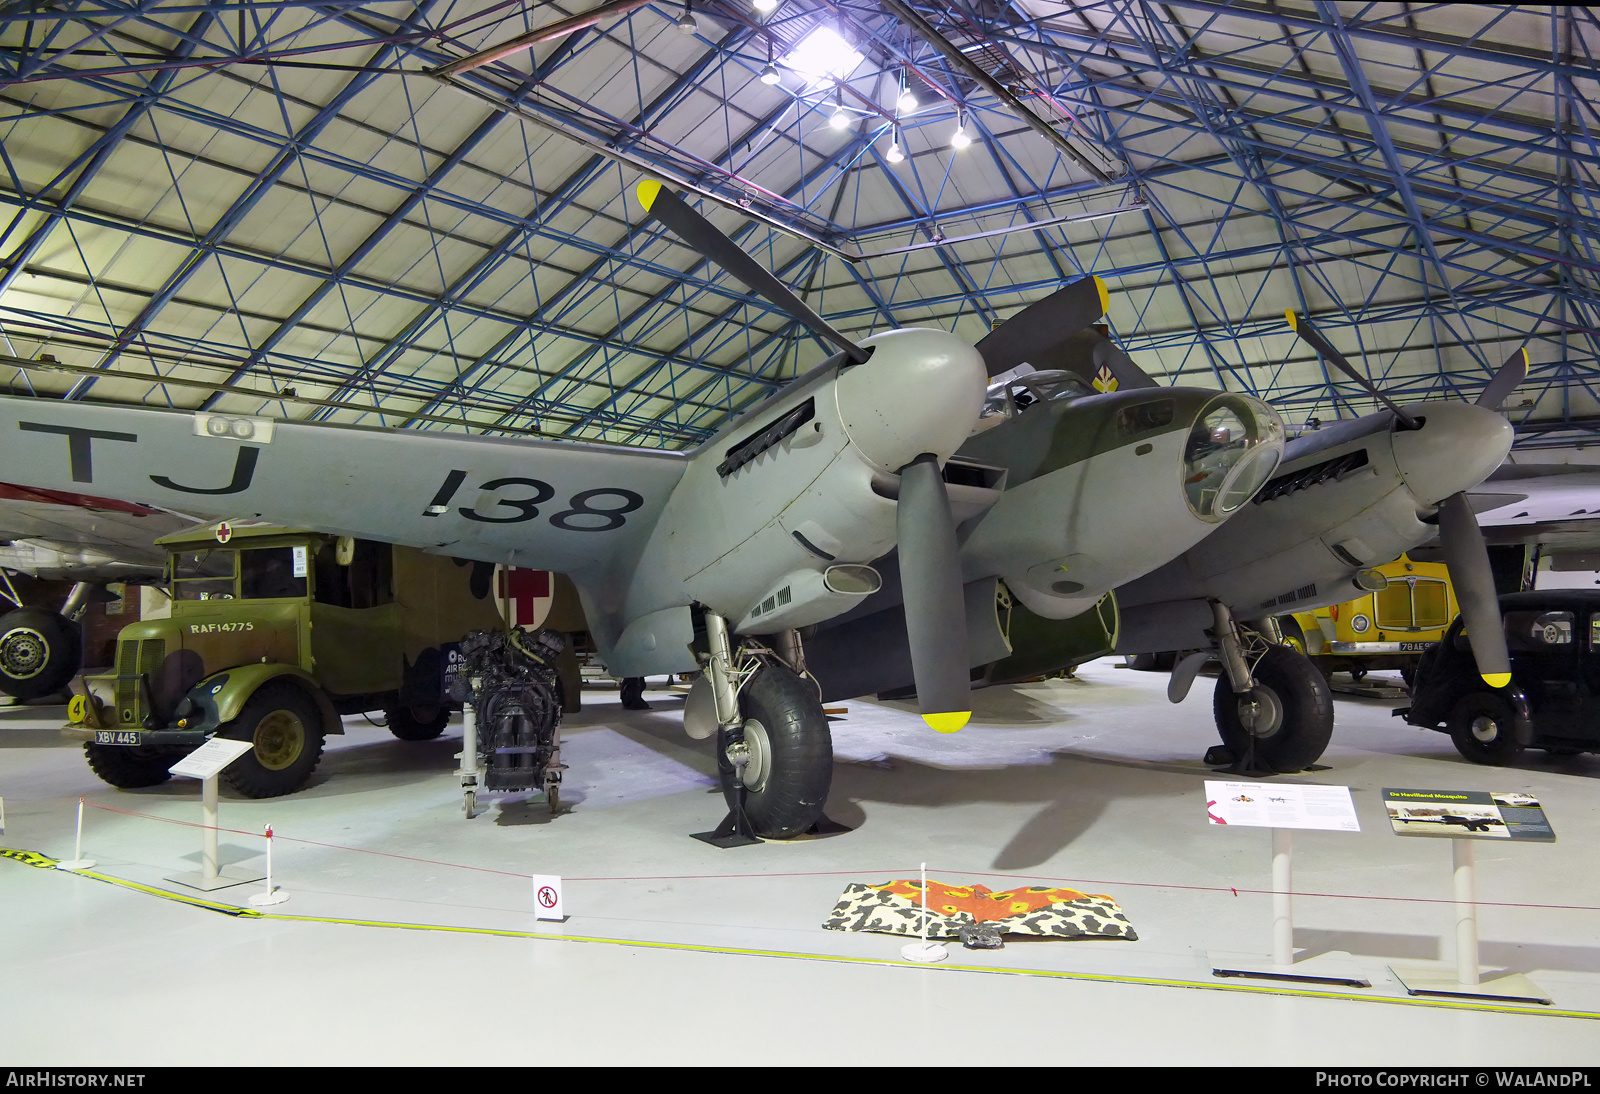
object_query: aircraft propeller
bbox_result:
[636,181,978,728]
[1287,310,1529,689]
[974,276,1109,378]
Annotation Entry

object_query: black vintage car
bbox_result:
[1399,590,1600,765]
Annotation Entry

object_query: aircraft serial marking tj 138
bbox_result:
[0,182,1284,839]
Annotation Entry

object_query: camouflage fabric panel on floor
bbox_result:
[822,879,1137,940]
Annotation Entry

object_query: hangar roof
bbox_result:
[1,2,1596,450]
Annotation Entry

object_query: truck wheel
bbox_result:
[716,664,832,839]
[1447,694,1524,766]
[385,703,450,741]
[0,608,81,700]
[221,681,327,797]
[1213,645,1334,773]
[83,743,181,789]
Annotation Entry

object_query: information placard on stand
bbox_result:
[1205,781,1369,986]
[1382,788,1553,1005]
[166,738,264,893]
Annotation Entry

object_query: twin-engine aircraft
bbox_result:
[802,313,1525,777]
[0,182,1284,838]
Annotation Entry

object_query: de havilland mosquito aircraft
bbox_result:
[0,181,1288,839]
[801,311,1524,776]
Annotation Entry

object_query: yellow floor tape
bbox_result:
[7,847,1593,1020]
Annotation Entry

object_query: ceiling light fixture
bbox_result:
[885,129,905,163]
[759,39,781,83]
[676,0,698,34]
[950,110,972,149]
[753,0,779,12]
[897,72,918,113]
[830,89,851,129]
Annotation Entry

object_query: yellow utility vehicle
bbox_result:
[1277,553,1456,682]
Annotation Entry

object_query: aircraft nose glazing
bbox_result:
[1390,402,1515,508]
[833,328,989,473]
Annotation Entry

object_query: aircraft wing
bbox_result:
[1468,464,1600,550]
[0,484,189,558]
[0,396,689,576]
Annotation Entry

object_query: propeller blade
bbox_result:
[1476,347,1529,409]
[896,454,971,732]
[975,276,1109,378]
[1437,491,1512,689]
[1286,310,1419,428]
[636,181,868,364]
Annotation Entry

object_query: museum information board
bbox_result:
[1381,788,1555,842]
[1204,781,1360,831]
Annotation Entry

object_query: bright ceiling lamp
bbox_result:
[753,0,779,12]
[950,110,972,149]
[829,89,851,129]
[781,25,863,85]
[759,39,781,83]
[676,0,698,34]
[885,130,905,163]
[897,73,918,113]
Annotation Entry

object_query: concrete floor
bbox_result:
[2,660,1598,1066]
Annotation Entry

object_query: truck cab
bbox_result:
[1399,589,1600,765]
[1279,553,1457,681]
[68,520,505,796]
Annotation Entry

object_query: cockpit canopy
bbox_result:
[974,370,1096,432]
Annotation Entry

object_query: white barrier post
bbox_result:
[249,824,289,906]
[55,797,96,870]
[900,862,948,963]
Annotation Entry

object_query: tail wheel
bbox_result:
[0,608,81,700]
[221,680,327,797]
[1447,693,1524,766]
[1212,645,1334,773]
[715,664,832,839]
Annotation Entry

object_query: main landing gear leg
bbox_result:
[693,611,760,848]
[1206,602,1334,775]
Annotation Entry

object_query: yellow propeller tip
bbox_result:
[1482,672,1512,689]
[1285,308,1299,330]
[636,179,662,211]
[922,711,971,734]
[1093,275,1109,318]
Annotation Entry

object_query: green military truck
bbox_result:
[65,519,505,797]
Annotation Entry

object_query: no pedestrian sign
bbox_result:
[531,873,564,921]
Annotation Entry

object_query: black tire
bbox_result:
[1447,693,1524,766]
[220,681,327,797]
[83,743,183,789]
[0,608,81,700]
[716,664,832,839]
[385,703,450,741]
[1213,645,1334,773]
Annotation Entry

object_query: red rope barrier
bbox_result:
[76,800,1600,913]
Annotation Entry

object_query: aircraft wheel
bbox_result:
[1212,645,1333,773]
[716,664,831,839]
[1447,693,1524,766]
[221,681,327,798]
[83,743,182,789]
[385,703,450,740]
[0,608,82,700]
